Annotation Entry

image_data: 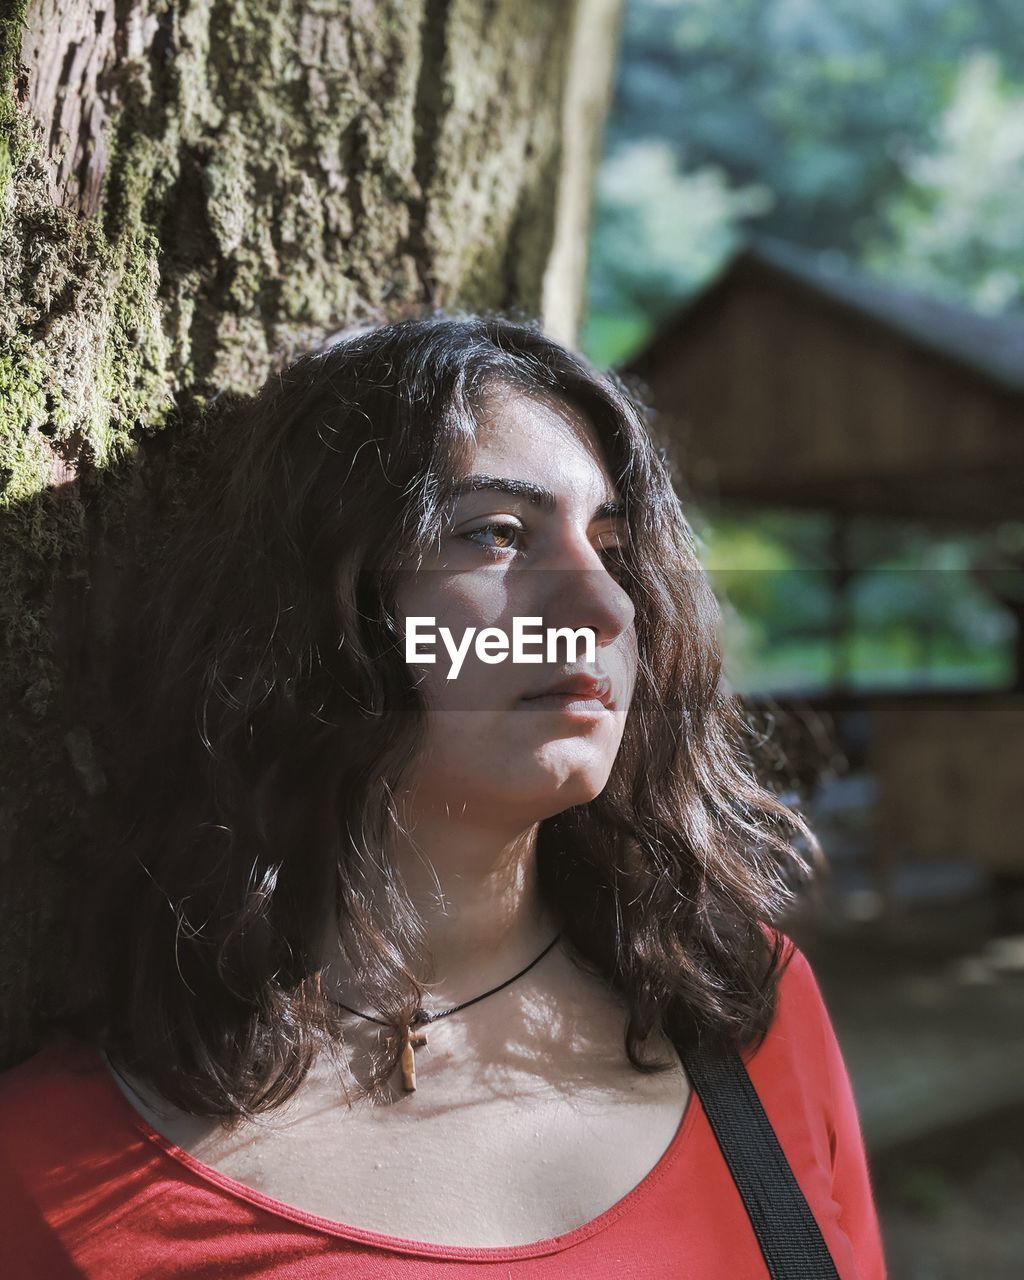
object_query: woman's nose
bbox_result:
[539,534,635,650]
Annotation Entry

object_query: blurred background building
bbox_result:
[580,3,1024,1276]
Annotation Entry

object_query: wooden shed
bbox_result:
[625,240,1024,892]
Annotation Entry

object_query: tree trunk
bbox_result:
[0,0,621,1063]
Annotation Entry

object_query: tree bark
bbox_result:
[0,0,621,1063]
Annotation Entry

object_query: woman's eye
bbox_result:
[460,523,523,555]
[458,526,630,575]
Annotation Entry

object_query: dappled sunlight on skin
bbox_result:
[121,946,680,1138]
[103,941,691,1246]
[327,952,681,1115]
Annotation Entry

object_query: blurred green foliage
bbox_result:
[867,51,1024,313]
[584,0,1024,367]
[696,514,1017,694]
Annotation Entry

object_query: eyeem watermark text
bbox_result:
[406,616,596,680]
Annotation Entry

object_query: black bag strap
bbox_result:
[679,1043,842,1279]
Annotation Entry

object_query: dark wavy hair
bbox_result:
[60,311,822,1123]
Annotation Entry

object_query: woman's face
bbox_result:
[393,384,639,828]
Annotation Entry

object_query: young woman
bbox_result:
[0,314,886,1277]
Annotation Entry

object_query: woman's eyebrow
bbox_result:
[452,473,625,521]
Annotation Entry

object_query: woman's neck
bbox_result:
[318,809,561,1011]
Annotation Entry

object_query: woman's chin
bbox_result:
[517,762,613,815]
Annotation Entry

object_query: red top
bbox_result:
[0,942,886,1279]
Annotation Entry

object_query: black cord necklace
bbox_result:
[329,933,562,1091]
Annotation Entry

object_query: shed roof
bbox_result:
[624,239,1024,525]
[750,239,1024,392]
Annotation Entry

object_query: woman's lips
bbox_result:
[521,673,614,708]
[519,691,612,718]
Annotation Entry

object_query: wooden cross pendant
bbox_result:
[400,1020,429,1091]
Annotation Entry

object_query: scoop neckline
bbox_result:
[77,1038,700,1262]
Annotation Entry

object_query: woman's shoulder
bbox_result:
[0,1036,112,1153]
[0,1033,105,1090]
[0,1037,158,1278]
[746,928,851,1151]
[755,927,837,1057]
[754,932,888,1278]
[758,923,830,1017]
